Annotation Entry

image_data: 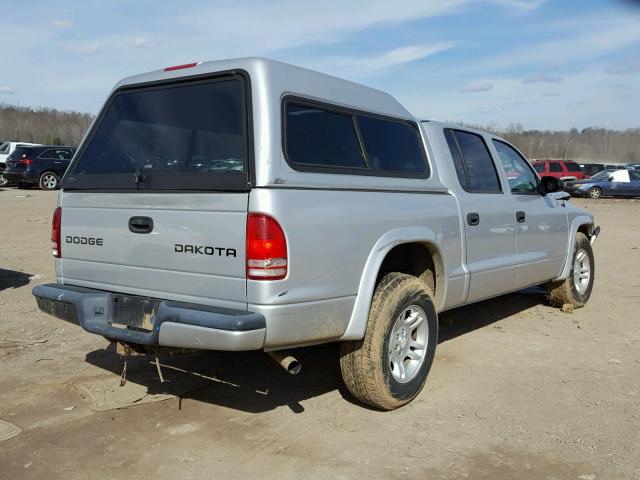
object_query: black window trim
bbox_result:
[491,138,540,196]
[61,69,254,192]
[281,95,430,179]
[444,128,503,194]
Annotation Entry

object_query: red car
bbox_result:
[532,159,589,180]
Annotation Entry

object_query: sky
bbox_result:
[1,0,639,130]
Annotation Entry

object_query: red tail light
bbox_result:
[20,158,33,166]
[246,213,287,280]
[51,207,62,258]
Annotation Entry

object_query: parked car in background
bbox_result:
[532,159,588,181]
[0,141,42,187]
[579,163,605,177]
[2,145,76,190]
[565,169,640,199]
[625,163,640,171]
[605,164,627,170]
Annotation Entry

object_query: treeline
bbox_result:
[1,103,638,162]
[0,103,93,146]
[468,122,640,163]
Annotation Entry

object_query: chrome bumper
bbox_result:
[32,283,266,351]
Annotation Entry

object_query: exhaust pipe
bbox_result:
[267,351,301,375]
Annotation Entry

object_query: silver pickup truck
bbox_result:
[33,58,599,410]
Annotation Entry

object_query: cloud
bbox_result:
[69,42,102,55]
[0,86,14,94]
[605,56,640,74]
[133,37,148,48]
[541,92,560,97]
[53,19,73,29]
[489,0,547,12]
[523,74,563,83]
[461,81,494,92]
[309,42,456,78]
[482,15,640,72]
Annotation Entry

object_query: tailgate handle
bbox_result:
[129,216,154,234]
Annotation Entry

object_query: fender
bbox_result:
[338,227,443,341]
[553,215,594,281]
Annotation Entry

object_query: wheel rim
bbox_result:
[0,175,7,186]
[573,248,591,295]
[388,305,428,384]
[589,188,600,198]
[42,174,57,189]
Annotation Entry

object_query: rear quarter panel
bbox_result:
[248,187,463,346]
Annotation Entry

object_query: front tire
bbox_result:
[39,172,60,190]
[0,175,7,187]
[340,273,438,410]
[588,187,602,199]
[546,232,594,308]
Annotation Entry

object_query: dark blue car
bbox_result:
[565,169,640,199]
[2,145,76,190]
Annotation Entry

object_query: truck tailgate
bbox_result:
[58,192,248,309]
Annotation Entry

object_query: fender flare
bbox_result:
[338,227,442,341]
[553,215,594,281]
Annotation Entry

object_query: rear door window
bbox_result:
[64,75,250,191]
[533,163,545,173]
[549,162,561,172]
[40,149,73,160]
[444,129,502,193]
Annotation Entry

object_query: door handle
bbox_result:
[467,212,480,226]
[516,211,526,223]
[129,216,154,234]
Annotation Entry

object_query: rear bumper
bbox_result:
[32,283,266,351]
[2,168,37,183]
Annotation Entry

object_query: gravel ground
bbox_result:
[0,188,638,479]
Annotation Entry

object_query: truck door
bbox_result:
[443,129,519,303]
[491,140,568,286]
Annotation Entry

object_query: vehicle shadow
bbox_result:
[83,288,549,414]
[438,287,548,343]
[84,343,344,414]
[0,268,32,292]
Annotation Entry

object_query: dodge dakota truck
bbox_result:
[33,58,599,410]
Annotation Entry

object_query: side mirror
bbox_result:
[538,176,564,195]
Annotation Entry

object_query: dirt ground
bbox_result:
[0,188,638,480]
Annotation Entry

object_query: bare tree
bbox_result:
[0,103,93,146]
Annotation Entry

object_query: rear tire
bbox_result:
[546,233,594,308]
[340,273,438,410]
[588,187,602,199]
[39,172,60,190]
